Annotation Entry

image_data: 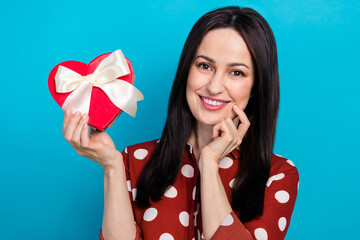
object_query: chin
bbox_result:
[195,112,236,126]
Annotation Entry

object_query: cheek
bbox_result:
[187,68,202,91]
[186,71,198,108]
[229,81,253,109]
[186,68,205,102]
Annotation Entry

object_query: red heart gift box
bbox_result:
[48,50,143,131]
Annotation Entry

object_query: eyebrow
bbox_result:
[194,55,250,69]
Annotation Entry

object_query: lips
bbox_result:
[199,95,229,110]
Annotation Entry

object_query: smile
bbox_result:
[199,95,229,110]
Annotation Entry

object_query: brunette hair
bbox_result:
[136,6,279,222]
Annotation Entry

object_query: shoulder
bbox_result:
[268,153,300,185]
[270,154,298,173]
[125,139,159,157]
[121,139,159,173]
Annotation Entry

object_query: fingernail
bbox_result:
[82,113,88,120]
[74,111,80,117]
[83,124,88,129]
[233,105,239,109]
[65,110,70,117]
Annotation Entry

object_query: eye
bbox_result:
[231,70,245,77]
[198,63,212,71]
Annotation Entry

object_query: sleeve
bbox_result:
[209,211,253,240]
[100,225,142,240]
[210,159,299,240]
[99,147,143,240]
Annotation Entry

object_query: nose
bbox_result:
[206,71,225,95]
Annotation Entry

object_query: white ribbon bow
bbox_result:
[55,50,144,117]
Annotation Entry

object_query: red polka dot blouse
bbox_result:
[100,139,299,240]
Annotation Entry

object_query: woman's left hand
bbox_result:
[200,105,251,168]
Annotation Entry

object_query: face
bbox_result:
[186,28,254,126]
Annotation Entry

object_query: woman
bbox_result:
[62,6,299,240]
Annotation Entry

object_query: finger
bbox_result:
[221,118,239,145]
[232,105,251,139]
[63,111,82,143]
[211,119,237,159]
[72,113,88,147]
[213,118,234,139]
[224,117,238,135]
[62,110,72,136]
[92,126,101,135]
[212,119,224,138]
[80,120,90,148]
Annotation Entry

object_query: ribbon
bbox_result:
[55,50,144,117]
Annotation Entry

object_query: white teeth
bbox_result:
[201,97,226,106]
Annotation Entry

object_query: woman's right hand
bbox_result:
[62,110,123,171]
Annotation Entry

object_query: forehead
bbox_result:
[196,28,252,68]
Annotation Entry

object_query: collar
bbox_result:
[231,146,240,160]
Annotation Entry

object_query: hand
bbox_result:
[62,110,123,170]
[200,105,250,168]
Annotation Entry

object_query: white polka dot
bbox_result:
[266,173,285,187]
[220,214,234,226]
[275,190,290,203]
[274,173,285,180]
[179,211,189,227]
[219,157,233,169]
[132,188,137,201]
[275,153,283,158]
[156,139,160,143]
[278,217,287,231]
[201,233,204,239]
[192,186,196,200]
[134,149,148,160]
[181,164,194,178]
[126,180,132,192]
[192,238,195,240]
[254,228,268,240]
[124,147,128,153]
[197,230,201,240]
[164,186,177,198]
[143,208,158,221]
[229,178,235,188]
[159,233,174,240]
[287,159,295,167]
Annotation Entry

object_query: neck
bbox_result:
[188,117,240,160]
[188,122,213,160]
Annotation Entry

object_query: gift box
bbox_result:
[48,50,144,131]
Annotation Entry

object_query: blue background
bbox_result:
[0,0,359,239]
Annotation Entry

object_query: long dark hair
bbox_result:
[136,6,279,223]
